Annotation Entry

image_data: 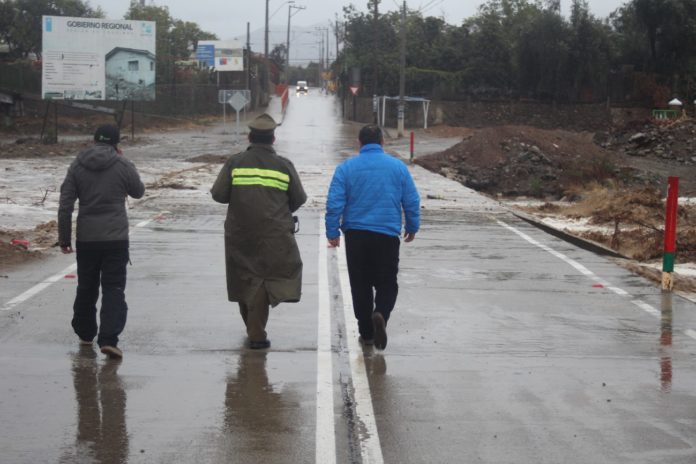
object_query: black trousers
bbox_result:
[72,244,129,348]
[344,229,400,340]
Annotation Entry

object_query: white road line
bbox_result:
[1,218,153,312]
[337,245,385,464]
[631,300,661,318]
[316,218,337,464]
[1,262,77,312]
[497,219,696,340]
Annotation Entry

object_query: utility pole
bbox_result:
[285,3,305,84]
[334,17,340,61]
[397,1,406,137]
[317,31,324,84]
[246,22,251,91]
[373,0,380,98]
[316,26,329,90]
[265,0,269,58]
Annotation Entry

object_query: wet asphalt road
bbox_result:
[2,91,696,464]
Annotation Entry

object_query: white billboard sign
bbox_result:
[41,16,156,101]
[198,40,244,72]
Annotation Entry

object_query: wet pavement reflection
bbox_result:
[219,351,298,461]
[660,292,673,393]
[67,346,128,464]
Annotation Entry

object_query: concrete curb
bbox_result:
[511,210,629,259]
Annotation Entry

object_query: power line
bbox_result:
[420,0,445,14]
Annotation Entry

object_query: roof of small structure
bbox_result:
[105,47,156,62]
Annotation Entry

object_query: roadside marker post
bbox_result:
[662,176,679,291]
[409,131,415,164]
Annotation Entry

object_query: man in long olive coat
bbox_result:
[211,114,307,349]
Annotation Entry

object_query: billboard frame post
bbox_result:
[40,101,50,141]
[117,100,128,129]
[235,109,241,136]
[40,101,58,144]
[131,100,135,142]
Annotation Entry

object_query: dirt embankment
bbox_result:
[0,138,93,159]
[0,113,217,139]
[0,220,58,271]
[520,186,696,263]
[416,120,696,199]
[416,120,696,269]
[415,125,625,198]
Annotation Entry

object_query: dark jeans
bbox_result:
[72,244,129,348]
[344,229,400,340]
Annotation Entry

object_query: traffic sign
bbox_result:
[228,92,249,111]
[349,86,360,96]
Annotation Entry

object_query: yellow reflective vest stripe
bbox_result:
[231,168,290,191]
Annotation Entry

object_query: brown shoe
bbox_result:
[100,345,123,359]
[372,312,387,350]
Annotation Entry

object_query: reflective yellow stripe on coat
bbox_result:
[231,168,290,191]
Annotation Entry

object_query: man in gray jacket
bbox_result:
[58,124,145,359]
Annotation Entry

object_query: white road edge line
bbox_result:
[1,262,77,312]
[337,243,385,464]
[1,218,153,312]
[496,219,696,341]
[316,217,337,464]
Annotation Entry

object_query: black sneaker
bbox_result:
[372,312,387,350]
[249,339,271,350]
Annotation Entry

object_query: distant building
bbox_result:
[105,47,156,101]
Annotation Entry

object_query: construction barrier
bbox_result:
[276,84,289,116]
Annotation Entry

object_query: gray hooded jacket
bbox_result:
[58,143,145,246]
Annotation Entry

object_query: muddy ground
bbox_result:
[0,111,221,268]
[0,220,58,270]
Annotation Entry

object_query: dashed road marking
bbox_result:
[497,219,696,342]
[1,218,152,312]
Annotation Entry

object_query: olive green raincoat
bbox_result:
[211,144,307,306]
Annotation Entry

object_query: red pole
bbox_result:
[662,176,679,290]
[409,131,414,163]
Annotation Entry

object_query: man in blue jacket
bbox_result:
[326,124,420,350]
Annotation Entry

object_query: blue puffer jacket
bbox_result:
[326,144,420,238]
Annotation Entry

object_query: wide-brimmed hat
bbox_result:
[248,113,277,134]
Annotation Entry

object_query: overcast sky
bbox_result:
[90,0,628,42]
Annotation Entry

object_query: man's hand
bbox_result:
[61,245,74,254]
[328,237,341,248]
[404,231,416,242]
